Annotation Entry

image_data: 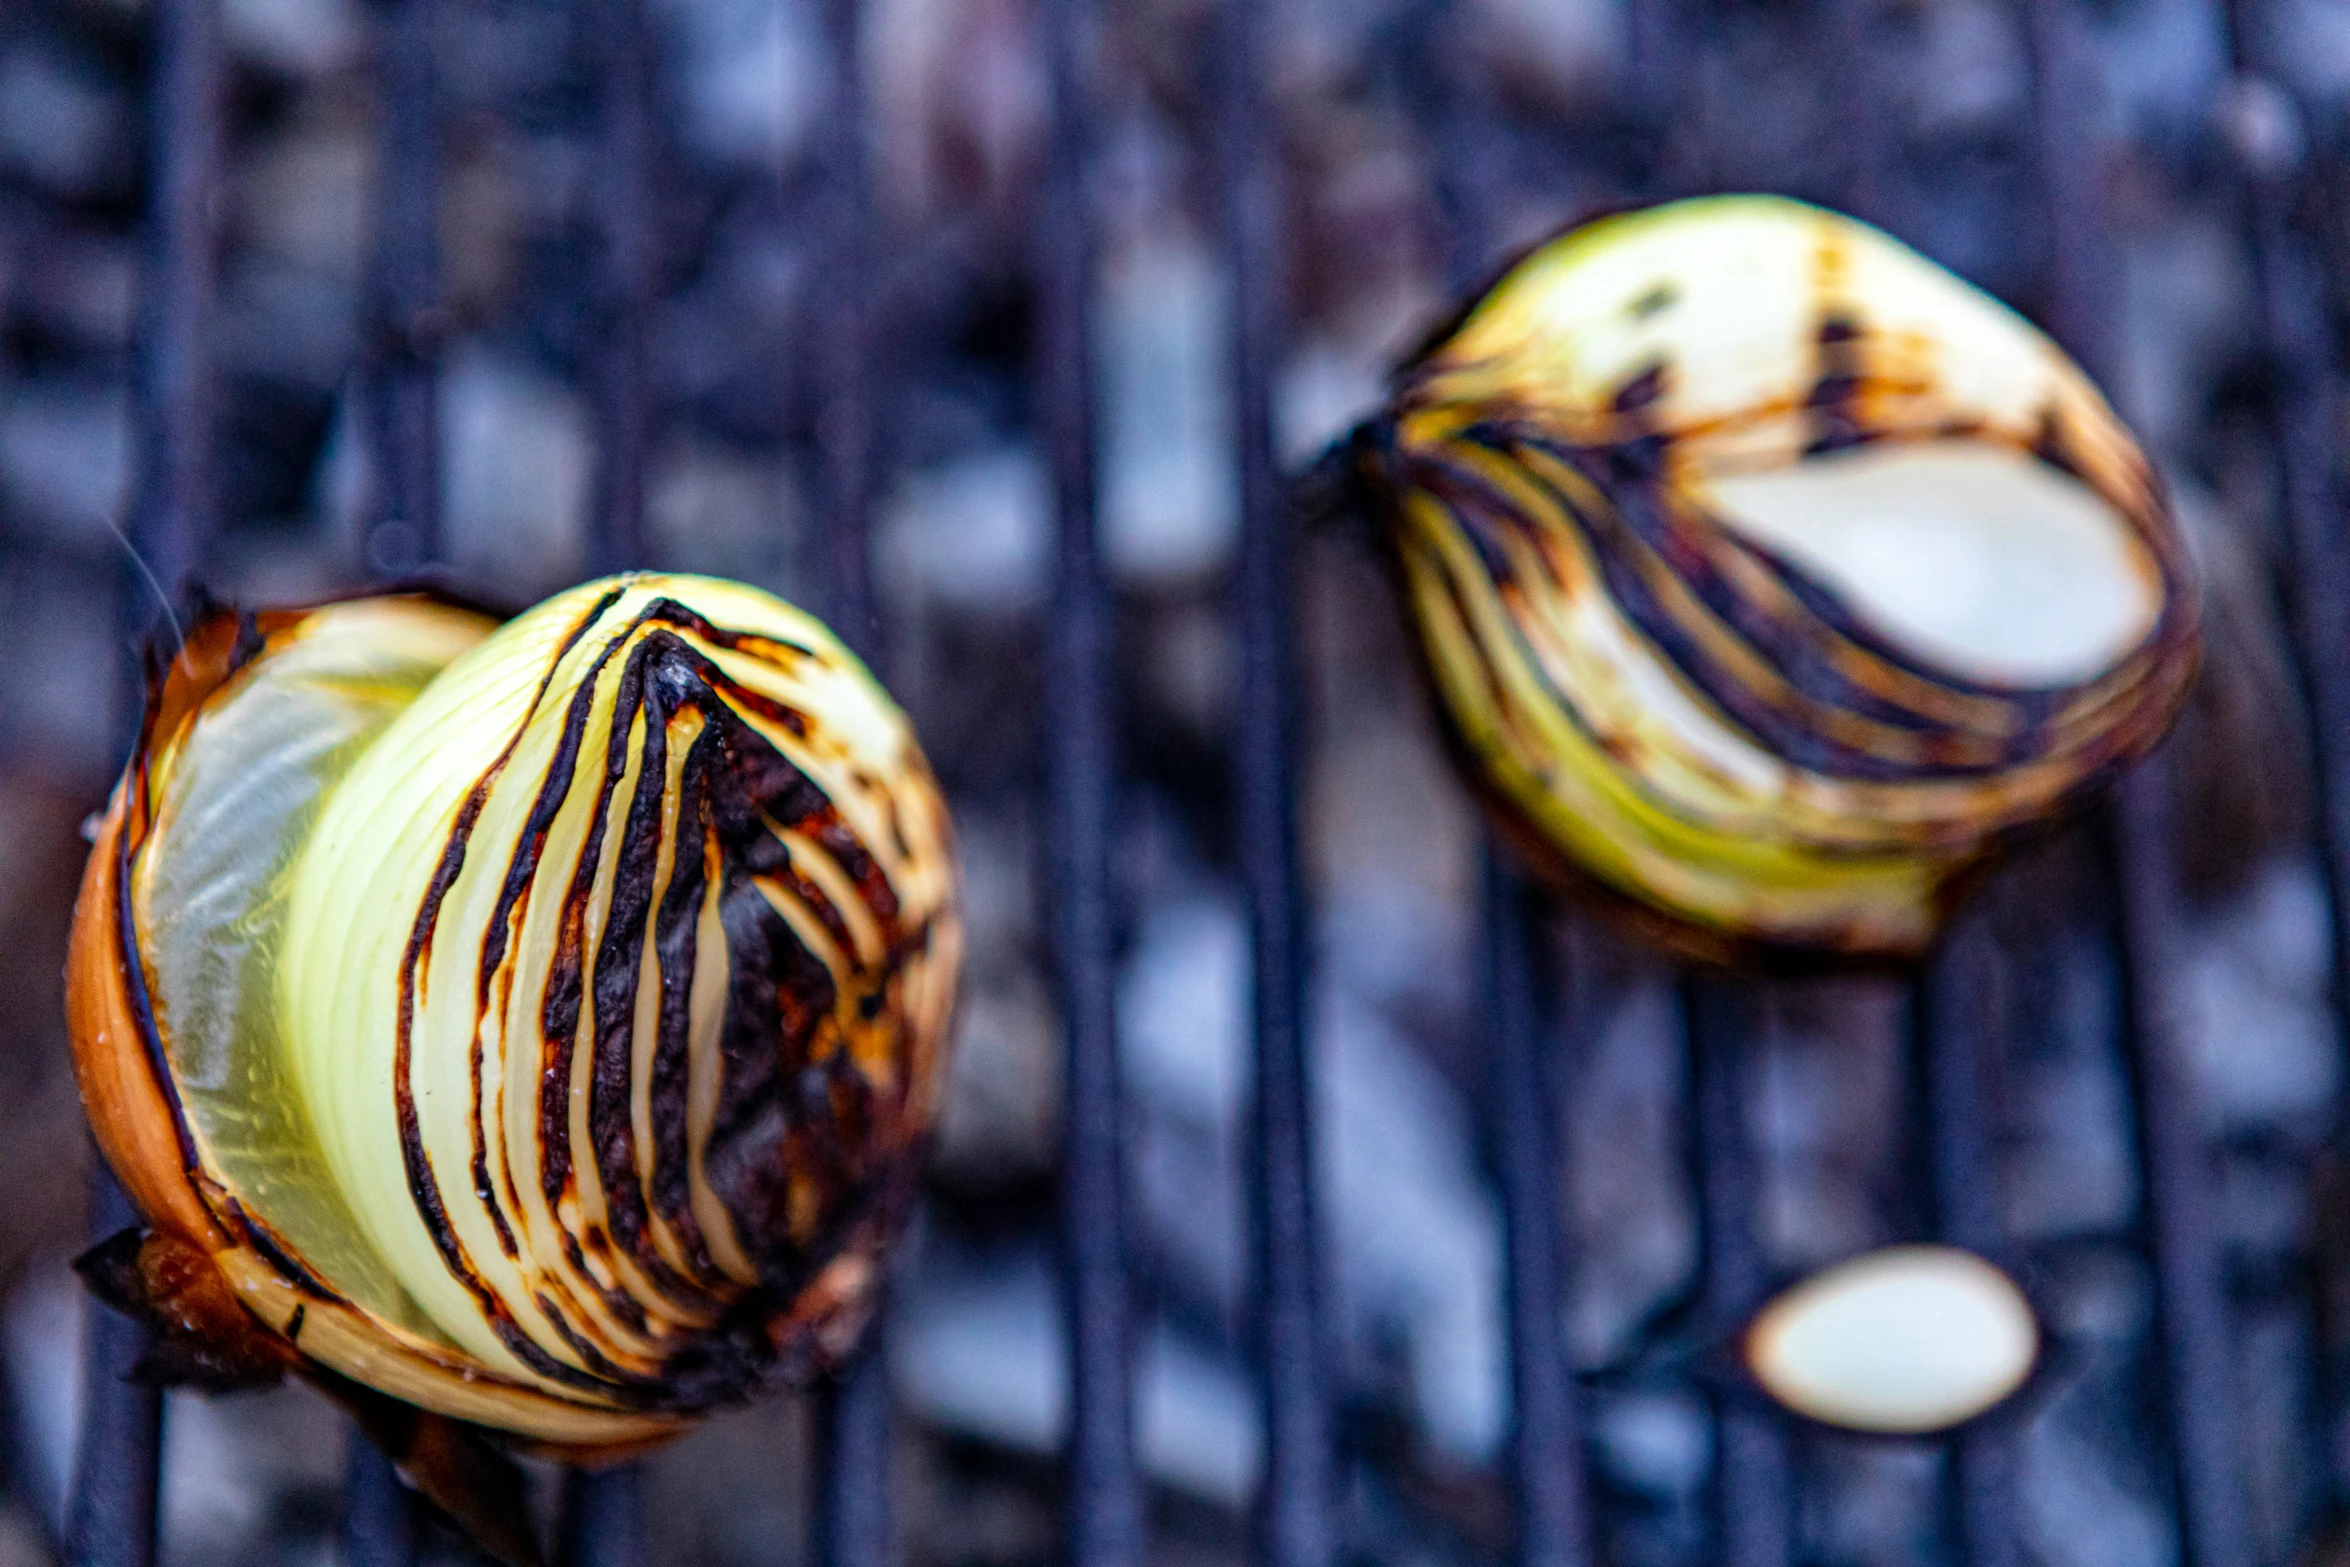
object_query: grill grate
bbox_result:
[1038,3,1146,1566]
[32,0,2350,1563]
[2027,7,2257,1560]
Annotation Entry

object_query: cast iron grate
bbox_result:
[17,0,2350,1564]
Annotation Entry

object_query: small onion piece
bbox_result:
[1744,1245,2040,1435]
[1355,194,2199,961]
[67,575,960,1459]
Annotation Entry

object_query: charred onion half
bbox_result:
[68,575,959,1470]
[1351,195,2199,962]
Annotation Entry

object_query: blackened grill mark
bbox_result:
[481,1309,648,1399]
[1612,362,1667,415]
[287,1305,305,1342]
[1564,451,2011,709]
[632,1323,767,1411]
[224,1198,343,1299]
[1604,415,2170,769]
[460,593,763,1298]
[700,883,835,1281]
[470,622,643,1260]
[698,679,811,739]
[532,1289,645,1384]
[537,645,653,1219]
[531,1212,712,1383]
[1629,283,1676,320]
[633,602,832,739]
[2032,405,2082,477]
[808,817,899,927]
[1418,431,2102,782]
[393,586,629,1361]
[538,916,588,1202]
[1806,312,1870,454]
[478,964,522,1256]
[397,789,494,1299]
[561,1229,651,1336]
[587,655,723,1302]
[565,616,908,1318]
[629,629,899,927]
[479,628,638,1007]
[647,733,717,1266]
[759,842,863,966]
[379,585,926,1405]
[635,596,815,665]
[1452,503,1518,587]
[1538,452,2045,779]
[530,853,687,1343]
[693,694,867,1280]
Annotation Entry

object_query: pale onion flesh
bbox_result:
[1362,194,2200,961]
[1744,1245,2040,1434]
[71,574,961,1447]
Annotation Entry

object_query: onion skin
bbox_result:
[67,577,959,1472]
[1352,195,2201,964]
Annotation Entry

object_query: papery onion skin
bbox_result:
[66,574,960,1455]
[1353,194,2200,963]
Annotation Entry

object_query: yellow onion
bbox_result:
[1354,195,2198,961]
[67,574,959,1462]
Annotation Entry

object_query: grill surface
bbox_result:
[14,0,2350,1563]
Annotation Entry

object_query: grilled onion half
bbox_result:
[68,575,959,1461]
[1353,195,2198,962]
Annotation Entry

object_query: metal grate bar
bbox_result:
[126,0,222,599]
[554,0,662,1550]
[2024,8,2253,1564]
[339,1440,420,1567]
[807,1,897,1562]
[1633,13,1791,1566]
[65,0,226,1550]
[558,1458,645,1567]
[2216,0,2350,1513]
[813,0,882,657]
[2218,0,2350,1028]
[1036,2,1144,1565]
[812,1350,894,1567]
[342,0,448,1547]
[1484,860,1594,1567]
[1817,8,2022,1560]
[557,1449,650,1560]
[65,1174,163,1567]
[1405,22,1600,1560]
[1216,2,1332,1565]
[1681,977,1792,1567]
[1915,921,2021,1567]
[585,0,655,578]
[364,0,443,575]
[2110,781,2255,1567]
